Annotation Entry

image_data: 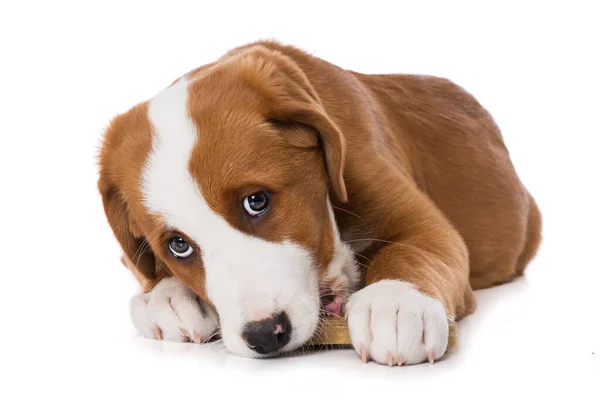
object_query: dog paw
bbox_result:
[346,280,449,366]
[130,277,219,343]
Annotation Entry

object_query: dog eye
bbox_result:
[243,192,270,216]
[168,237,194,258]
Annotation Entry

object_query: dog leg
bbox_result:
[344,176,474,365]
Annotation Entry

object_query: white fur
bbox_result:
[141,77,335,357]
[130,277,219,342]
[346,280,449,365]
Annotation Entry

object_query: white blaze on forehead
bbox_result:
[141,77,320,357]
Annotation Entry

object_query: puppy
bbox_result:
[98,40,541,366]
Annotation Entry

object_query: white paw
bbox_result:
[130,277,219,343]
[346,280,449,366]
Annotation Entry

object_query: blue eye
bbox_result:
[243,192,269,216]
[168,237,194,258]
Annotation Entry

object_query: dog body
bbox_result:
[98,41,541,365]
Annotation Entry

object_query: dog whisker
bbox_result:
[333,206,365,222]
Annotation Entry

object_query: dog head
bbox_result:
[98,45,359,356]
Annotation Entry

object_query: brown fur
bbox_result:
[98,40,541,323]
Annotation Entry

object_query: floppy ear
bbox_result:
[238,48,348,203]
[268,102,348,203]
[98,178,157,281]
[96,103,161,282]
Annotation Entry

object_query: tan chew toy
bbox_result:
[305,315,458,352]
[306,316,352,346]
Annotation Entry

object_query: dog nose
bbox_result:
[242,312,291,354]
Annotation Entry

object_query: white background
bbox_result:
[1,1,598,399]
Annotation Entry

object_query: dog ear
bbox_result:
[98,181,157,280]
[97,103,160,281]
[268,103,348,203]
[237,48,348,203]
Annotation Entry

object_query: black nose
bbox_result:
[242,312,292,354]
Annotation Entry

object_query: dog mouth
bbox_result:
[319,286,345,317]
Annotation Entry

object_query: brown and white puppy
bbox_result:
[97,40,542,366]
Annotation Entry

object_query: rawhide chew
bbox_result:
[306,316,351,346]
